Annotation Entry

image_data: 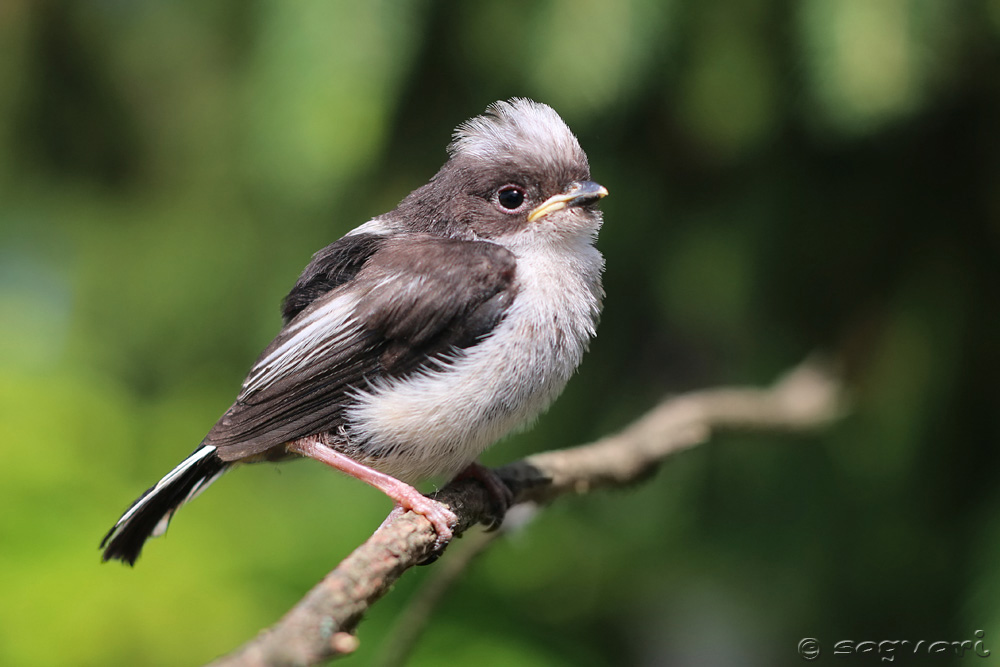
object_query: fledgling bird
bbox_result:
[101,98,608,565]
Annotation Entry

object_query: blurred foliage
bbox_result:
[1,0,999,665]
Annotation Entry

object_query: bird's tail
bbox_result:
[100,445,227,565]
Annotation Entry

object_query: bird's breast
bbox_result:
[342,238,604,483]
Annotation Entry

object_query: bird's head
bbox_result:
[395,99,607,245]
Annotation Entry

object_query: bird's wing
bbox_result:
[203,235,518,459]
[280,229,388,323]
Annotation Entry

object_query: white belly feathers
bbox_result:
[343,238,603,483]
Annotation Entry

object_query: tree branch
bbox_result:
[209,359,843,667]
[373,521,507,667]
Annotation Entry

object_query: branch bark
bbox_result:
[373,522,505,667]
[209,360,843,667]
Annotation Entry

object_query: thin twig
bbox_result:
[208,359,843,667]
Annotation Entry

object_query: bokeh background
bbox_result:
[2,1,999,665]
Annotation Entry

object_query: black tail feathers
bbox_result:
[101,445,227,565]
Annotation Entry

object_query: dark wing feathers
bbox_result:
[355,238,516,348]
[280,232,386,323]
[205,235,517,460]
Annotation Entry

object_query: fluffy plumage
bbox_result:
[101,98,606,564]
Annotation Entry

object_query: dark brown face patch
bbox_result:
[377,99,598,241]
[390,150,595,240]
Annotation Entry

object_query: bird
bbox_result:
[100,98,608,565]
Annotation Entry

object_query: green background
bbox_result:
[2,1,999,665]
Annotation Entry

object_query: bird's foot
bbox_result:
[289,436,458,556]
[452,461,513,531]
[391,490,458,551]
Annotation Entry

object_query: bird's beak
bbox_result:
[527,180,609,223]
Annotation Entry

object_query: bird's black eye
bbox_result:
[496,185,526,211]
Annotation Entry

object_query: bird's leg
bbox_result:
[288,437,458,549]
[451,461,514,530]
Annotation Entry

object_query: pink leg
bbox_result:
[289,437,457,548]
